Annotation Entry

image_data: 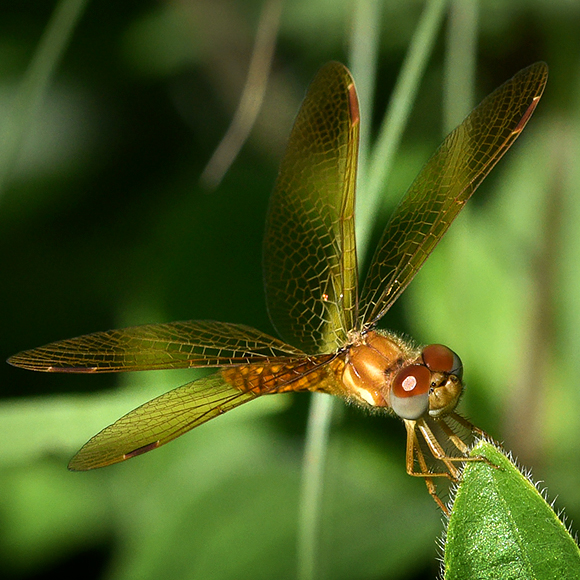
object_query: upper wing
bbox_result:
[7,320,304,372]
[359,62,548,327]
[263,62,360,354]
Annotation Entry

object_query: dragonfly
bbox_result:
[8,61,548,512]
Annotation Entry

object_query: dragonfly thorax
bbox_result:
[341,330,415,408]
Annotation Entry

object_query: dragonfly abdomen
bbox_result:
[221,355,338,396]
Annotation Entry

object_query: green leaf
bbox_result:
[444,441,580,580]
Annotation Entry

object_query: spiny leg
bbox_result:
[438,419,471,454]
[449,412,489,440]
[419,418,499,480]
[404,416,502,513]
[404,421,451,514]
[444,414,501,470]
[416,419,462,481]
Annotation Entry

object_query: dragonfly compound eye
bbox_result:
[390,364,431,420]
[422,344,463,380]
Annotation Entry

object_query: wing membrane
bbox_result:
[68,373,258,470]
[263,62,360,354]
[69,354,343,470]
[7,320,304,372]
[359,62,548,326]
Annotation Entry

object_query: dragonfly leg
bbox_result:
[444,414,501,471]
[404,420,452,514]
[416,419,462,481]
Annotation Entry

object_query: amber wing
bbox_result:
[263,62,360,354]
[8,320,304,372]
[68,354,343,470]
[359,62,548,327]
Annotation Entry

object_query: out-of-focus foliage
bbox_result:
[1,1,579,579]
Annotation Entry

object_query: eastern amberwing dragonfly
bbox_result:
[8,61,547,512]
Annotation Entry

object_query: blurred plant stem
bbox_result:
[0,0,88,198]
[199,0,282,190]
[297,1,448,579]
[443,0,478,134]
[362,0,448,263]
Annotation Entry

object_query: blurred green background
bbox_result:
[1,1,579,579]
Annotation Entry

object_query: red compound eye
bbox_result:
[390,364,431,420]
[422,344,463,379]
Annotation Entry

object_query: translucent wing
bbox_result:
[359,62,548,327]
[68,355,343,470]
[68,373,259,470]
[7,320,304,372]
[263,62,360,354]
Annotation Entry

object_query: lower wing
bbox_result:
[68,354,342,470]
[68,372,258,470]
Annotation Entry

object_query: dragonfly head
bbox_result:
[390,344,464,420]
